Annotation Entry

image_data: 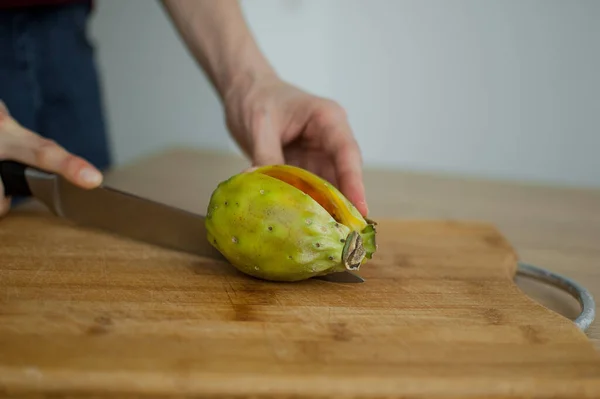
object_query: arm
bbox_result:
[160,0,369,217]
[159,0,275,100]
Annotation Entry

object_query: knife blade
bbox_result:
[0,161,365,283]
[0,160,224,259]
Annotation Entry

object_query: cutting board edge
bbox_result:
[3,368,600,399]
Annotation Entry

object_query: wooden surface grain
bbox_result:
[1,147,599,398]
[99,148,600,348]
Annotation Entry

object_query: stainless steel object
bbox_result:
[516,261,595,332]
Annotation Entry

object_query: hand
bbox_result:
[0,101,103,218]
[223,75,369,217]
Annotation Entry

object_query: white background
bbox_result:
[89,0,600,187]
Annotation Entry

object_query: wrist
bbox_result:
[219,62,278,104]
[212,30,279,101]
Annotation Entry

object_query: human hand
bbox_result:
[223,75,368,217]
[0,101,103,218]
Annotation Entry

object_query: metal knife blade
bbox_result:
[23,167,226,260]
[0,161,364,283]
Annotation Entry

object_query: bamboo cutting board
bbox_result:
[1,150,600,398]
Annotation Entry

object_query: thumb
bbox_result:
[0,99,9,115]
[250,109,285,166]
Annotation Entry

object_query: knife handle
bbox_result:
[0,161,32,197]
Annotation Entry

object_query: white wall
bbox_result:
[89,0,600,188]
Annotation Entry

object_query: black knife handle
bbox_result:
[0,161,31,197]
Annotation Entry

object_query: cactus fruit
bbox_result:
[205,164,377,282]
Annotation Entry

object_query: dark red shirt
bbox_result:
[0,0,91,8]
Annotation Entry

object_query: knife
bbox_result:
[0,161,365,283]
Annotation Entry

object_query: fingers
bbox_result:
[0,102,103,189]
[313,104,369,217]
[249,108,285,166]
[333,138,368,217]
[286,146,339,188]
[237,93,369,217]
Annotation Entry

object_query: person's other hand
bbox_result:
[224,75,368,217]
[0,101,103,218]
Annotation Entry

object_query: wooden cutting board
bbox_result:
[1,150,600,398]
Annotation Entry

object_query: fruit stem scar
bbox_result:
[342,231,365,270]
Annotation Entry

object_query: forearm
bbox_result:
[160,0,276,99]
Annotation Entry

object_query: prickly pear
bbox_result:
[205,164,377,282]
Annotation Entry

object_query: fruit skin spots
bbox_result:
[205,165,377,282]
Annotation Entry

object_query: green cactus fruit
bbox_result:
[205,164,377,282]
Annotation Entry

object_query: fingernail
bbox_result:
[79,167,103,185]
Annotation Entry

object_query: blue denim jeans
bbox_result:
[0,2,112,175]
